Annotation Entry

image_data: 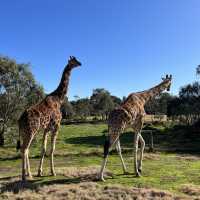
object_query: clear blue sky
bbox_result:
[1,0,200,100]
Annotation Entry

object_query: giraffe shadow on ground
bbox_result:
[65,125,200,153]
[65,131,154,149]
[0,168,113,194]
[65,132,136,148]
[0,177,82,194]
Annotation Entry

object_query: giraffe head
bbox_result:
[161,74,172,91]
[68,56,81,68]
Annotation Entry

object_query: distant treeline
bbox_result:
[1,55,200,146]
[61,81,200,126]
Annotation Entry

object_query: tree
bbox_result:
[90,88,114,119]
[111,95,122,107]
[0,56,44,146]
[196,65,200,76]
[60,97,74,119]
[167,82,200,124]
[145,93,173,115]
[71,98,91,119]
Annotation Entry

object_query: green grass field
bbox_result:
[1,123,200,199]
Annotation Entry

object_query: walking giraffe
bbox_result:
[17,56,81,181]
[99,75,172,181]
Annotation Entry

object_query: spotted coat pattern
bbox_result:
[99,75,172,181]
[18,56,81,181]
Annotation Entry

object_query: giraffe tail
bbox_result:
[16,125,21,151]
[16,140,21,151]
[103,139,110,158]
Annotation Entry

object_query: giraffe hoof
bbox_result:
[27,175,33,180]
[98,174,106,182]
[138,169,142,174]
[37,173,42,177]
[99,177,106,182]
[123,171,130,175]
[51,172,56,176]
[136,172,141,177]
[37,169,43,177]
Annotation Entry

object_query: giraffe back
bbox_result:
[108,93,146,133]
[18,96,62,136]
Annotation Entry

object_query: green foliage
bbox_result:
[0,56,44,146]
[61,97,74,119]
[71,98,91,119]
[66,89,120,121]
[196,64,200,75]
[168,82,200,124]
[90,88,115,119]
[145,92,173,115]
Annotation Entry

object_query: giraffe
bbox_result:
[99,75,172,181]
[17,56,81,181]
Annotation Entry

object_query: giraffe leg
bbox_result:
[133,117,144,177]
[37,131,48,177]
[138,134,145,174]
[26,149,32,178]
[21,134,34,181]
[99,154,109,182]
[50,131,58,176]
[99,134,119,181]
[25,150,29,176]
[26,136,35,179]
[116,140,128,174]
[134,132,140,177]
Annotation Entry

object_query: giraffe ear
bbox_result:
[162,77,165,81]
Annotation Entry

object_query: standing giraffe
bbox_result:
[99,75,172,181]
[17,56,81,181]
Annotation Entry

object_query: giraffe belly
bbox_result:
[44,111,62,132]
[40,115,51,129]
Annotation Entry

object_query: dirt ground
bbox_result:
[0,166,193,200]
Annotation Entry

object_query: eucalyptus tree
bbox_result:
[0,56,44,146]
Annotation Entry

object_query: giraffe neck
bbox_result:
[50,64,72,102]
[141,82,166,102]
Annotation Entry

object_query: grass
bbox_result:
[1,123,200,199]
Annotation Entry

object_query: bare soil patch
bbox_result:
[180,184,200,198]
[144,153,161,160]
[175,154,200,161]
[1,182,189,200]
[0,167,189,200]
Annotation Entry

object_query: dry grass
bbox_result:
[0,167,189,200]
[57,166,113,181]
[175,155,200,161]
[1,182,188,200]
[180,184,200,199]
[144,153,161,160]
